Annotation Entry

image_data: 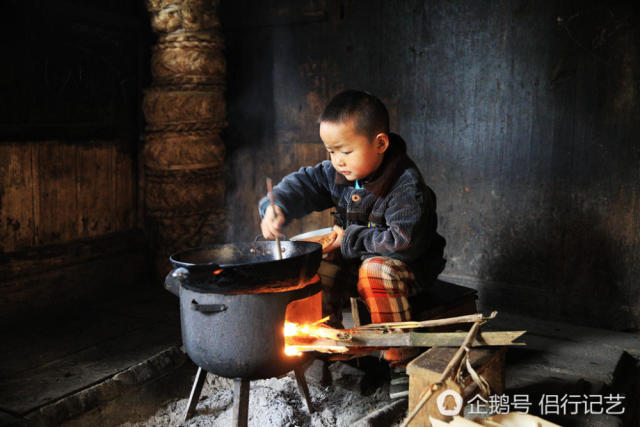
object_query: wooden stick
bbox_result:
[288,325,352,341]
[350,297,361,328]
[400,320,484,427]
[266,177,283,260]
[285,330,525,350]
[357,311,497,330]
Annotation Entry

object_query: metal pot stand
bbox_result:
[180,282,320,426]
[183,363,315,426]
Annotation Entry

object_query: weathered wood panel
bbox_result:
[0,139,140,319]
[0,141,136,253]
[76,142,121,236]
[36,142,78,244]
[0,1,148,318]
[0,144,36,250]
[0,323,180,415]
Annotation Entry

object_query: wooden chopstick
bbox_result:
[266,177,283,260]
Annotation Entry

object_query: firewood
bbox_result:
[285,330,525,352]
[356,312,497,331]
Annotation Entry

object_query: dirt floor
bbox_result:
[121,367,398,427]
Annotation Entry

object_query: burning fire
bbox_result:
[284,338,304,356]
[283,322,303,356]
[283,317,351,356]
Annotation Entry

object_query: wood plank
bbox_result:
[408,347,491,376]
[114,142,136,231]
[0,325,182,415]
[0,307,176,377]
[31,142,40,247]
[1,140,136,251]
[25,347,192,427]
[0,143,36,252]
[76,141,114,237]
[397,330,525,347]
[287,330,526,351]
[36,141,78,244]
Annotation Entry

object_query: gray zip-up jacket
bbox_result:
[259,134,446,285]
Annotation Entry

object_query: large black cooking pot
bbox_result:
[166,240,322,294]
[165,240,323,379]
[178,280,321,379]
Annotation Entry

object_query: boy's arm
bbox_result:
[258,161,334,223]
[340,185,434,261]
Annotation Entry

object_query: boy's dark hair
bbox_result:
[319,90,389,139]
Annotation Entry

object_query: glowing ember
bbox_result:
[283,321,312,356]
[286,345,350,354]
[284,346,302,356]
[283,317,350,356]
[283,322,298,337]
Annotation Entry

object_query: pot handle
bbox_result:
[172,267,190,278]
[191,300,228,314]
[164,267,189,296]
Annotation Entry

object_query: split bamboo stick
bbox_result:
[356,311,497,331]
[285,330,525,350]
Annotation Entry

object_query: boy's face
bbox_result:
[319,119,389,181]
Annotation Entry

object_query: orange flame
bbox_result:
[283,317,350,356]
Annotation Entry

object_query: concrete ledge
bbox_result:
[24,347,192,426]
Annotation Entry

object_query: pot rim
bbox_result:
[169,240,321,270]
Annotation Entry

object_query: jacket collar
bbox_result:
[335,133,413,197]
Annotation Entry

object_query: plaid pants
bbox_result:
[357,257,417,323]
[319,255,418,322]
[318,256,418,362]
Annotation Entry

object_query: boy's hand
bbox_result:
[322,225,344,254]
[261,204,285,239]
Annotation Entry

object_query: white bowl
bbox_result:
[289,227,334,241]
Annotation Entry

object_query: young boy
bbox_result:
[259,90,446,370]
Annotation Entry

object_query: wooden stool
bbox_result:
[406,346,506,426]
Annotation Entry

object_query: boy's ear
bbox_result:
[374,133,390,154]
